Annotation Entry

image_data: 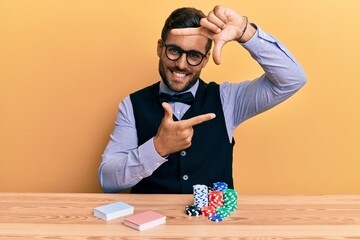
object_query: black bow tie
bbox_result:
[159,92,194,105]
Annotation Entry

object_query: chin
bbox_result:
[167,84,185,92]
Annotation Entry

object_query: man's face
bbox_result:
[157,32,210,92]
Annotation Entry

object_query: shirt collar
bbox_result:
[159,79,199,97]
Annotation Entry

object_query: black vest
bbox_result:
[130,80,234,193]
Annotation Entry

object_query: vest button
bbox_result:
[182,174,189,181]
[180,150,187,157]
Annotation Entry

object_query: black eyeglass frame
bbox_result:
[163,42,208,66]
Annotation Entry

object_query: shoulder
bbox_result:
[130,82,160,100]
[199,80,220,92]
[131,82,159,95]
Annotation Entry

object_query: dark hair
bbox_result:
[161,7,212,52]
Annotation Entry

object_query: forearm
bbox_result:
[99,145,146,193]
[241,24,307,90]
[99,138,166,192]
[221,25,307,130]
[98,97,167,193]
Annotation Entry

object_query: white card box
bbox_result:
[94,202,134,221]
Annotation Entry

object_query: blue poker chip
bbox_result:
[213,182,228,191]
[208,214,224,222]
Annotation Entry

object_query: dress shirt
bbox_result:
[98,25,307,193]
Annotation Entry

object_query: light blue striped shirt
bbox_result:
[99,26,307,193]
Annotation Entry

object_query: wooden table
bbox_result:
[1,193,360,239]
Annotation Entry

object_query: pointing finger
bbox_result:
[170,27,212,39]
[181,113,216,128]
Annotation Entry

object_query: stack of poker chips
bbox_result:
[213,182,228,191]
[223,189,238,212]
[193,184,208,207]
[185,184,208,216]
[185,205,201,216]
[199,205,215,217]
[208,190,224,208]
[185,182,238,222]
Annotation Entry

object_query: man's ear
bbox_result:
[201,51,211,68]
[157,39,163,57]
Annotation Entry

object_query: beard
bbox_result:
[158,59,200,93]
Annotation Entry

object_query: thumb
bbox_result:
[212,40,225,65]
[161,102,174,121]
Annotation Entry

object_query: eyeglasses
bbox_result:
[163,42,207,66]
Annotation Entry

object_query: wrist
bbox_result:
[236,17,256,43]
[153,137,168,157]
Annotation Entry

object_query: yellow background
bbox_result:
[1,0,359,194]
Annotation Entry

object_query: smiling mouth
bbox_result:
[173,72,186,78]
[171,70,189,79]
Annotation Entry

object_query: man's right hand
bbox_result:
[171,5,256,65]
[154,102,216,157]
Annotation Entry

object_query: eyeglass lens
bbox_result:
[165,45,204,66]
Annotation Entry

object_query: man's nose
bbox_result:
[176,53,188,69]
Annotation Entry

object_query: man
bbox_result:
[98,5,306,193]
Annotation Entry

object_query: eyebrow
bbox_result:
[165,43,206,55]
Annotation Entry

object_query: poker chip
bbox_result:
[216,207,231,217]
[200,205,216,217]
[187,182,237,221]
[208,214,224,222]
[193,184,208,207]
[208,190,224,209]
[223,189,238,212]
[213,182,228,192]
[185,205,201,216]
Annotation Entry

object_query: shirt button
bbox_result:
[180,150,186,157]
[182,175,189,181]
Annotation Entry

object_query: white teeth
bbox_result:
[173,71,186,78]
